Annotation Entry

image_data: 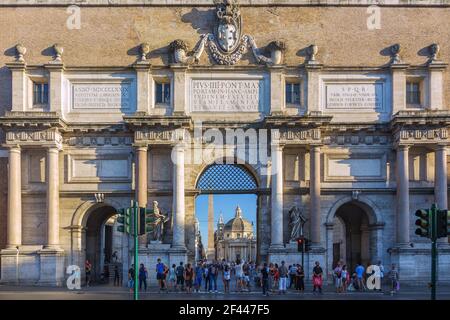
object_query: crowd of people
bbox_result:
[121,258,400,295]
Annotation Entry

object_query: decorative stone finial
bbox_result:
[15,43,26,62]
[307,44,319,64]
[53,43,64,62]
[140,42,150,61]
[429,43,440,63]
[390,43,402,64]
[170,36,207,65]
[267,41,286,65]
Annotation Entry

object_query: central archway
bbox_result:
[194,162,261,264]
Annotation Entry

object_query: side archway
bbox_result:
[325,195,384,275]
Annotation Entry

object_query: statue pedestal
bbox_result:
[138,243,187,286]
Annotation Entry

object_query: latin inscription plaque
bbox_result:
[325,83,383,110]
[190,79,262,112]
[72,83,131,110]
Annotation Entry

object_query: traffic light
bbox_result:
[117,208,131,234]
[139,207,155,236]
[304,238,312,252]
[436,209,450,238]
[415,209,431,238]
[297,236,304,252]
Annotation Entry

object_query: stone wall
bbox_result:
[0,6,449,112]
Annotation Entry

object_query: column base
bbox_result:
[1,246,42,285]
[37,248,65,286]
[389,245,450,284]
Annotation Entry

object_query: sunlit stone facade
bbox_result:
[0,0,449,286]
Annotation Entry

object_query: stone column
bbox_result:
[7,62,27,112]
[434,145,448,210]
[45,146,60,249]
[135,146,148,208]
[270,142,284,249]
[171,65,187,116]
[269,65,284,115]
[6,145,22,249]
[396,145,410,245]
[172,143,185,249]
[45,62,64,113]
[134,61,151,114]
[390,63,409,114]
[310,145,321,245]
[136,146,148,248]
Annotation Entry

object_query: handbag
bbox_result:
[313,275,322,287]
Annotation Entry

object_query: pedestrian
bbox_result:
[168,264,177,291]
[341,265,349,292]
[235,259,243,292]
[209,262,219,293]
[156,258,166,292]
[184,263,194,294]
[333,261,343,293]
[312,261,323,294]
[113,265,120,286]
[204,263,210,292]
[85,260,92,287]
[278,261,288,294]
[355,263,365,292]
[288,264,297,289]
[139,263,148,292]
[388,263,399,295]
[296,264,305,292]
[223,264,231,294]
[128,264,135,293]
[273,263,280,292]
[261,263,269,296]
[194,261,203,293]
[267,263,275,291]
[376,260,384,291]
[176,261,185,292]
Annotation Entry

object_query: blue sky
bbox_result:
[195,194,257,249]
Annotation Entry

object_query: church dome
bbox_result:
[223,206,253,234]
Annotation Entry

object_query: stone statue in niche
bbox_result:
[149,200,170,242]
[289,206,307,241]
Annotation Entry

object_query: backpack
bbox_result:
[211,265,217,275]
[176,266,184,277]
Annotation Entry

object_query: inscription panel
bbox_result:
[324,83,383,110]
[72,82,131,110]
[190,79,263,113]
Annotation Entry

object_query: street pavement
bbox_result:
[1,283,449,300]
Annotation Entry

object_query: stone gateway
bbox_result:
[0,0,449,286]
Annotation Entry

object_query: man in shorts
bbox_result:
[176,261,185,291]
[156,258,166,292]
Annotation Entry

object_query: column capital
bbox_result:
[435,144,448,151]
[395,144,411,151]
[133,144,148,151]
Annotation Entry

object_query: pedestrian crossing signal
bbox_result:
[138,207,155,236]
[436,209,450,238]
[415,209,430,238]
[304,238,312,252]
[297,236,304,252]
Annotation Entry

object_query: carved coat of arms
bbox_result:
[214,0,242,53]
[169,0,286,66]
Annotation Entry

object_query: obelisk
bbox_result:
[206,194,215,261]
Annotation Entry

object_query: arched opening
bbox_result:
[84,205,119,283]
[194,163,259,264]
[332,202,373,272]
